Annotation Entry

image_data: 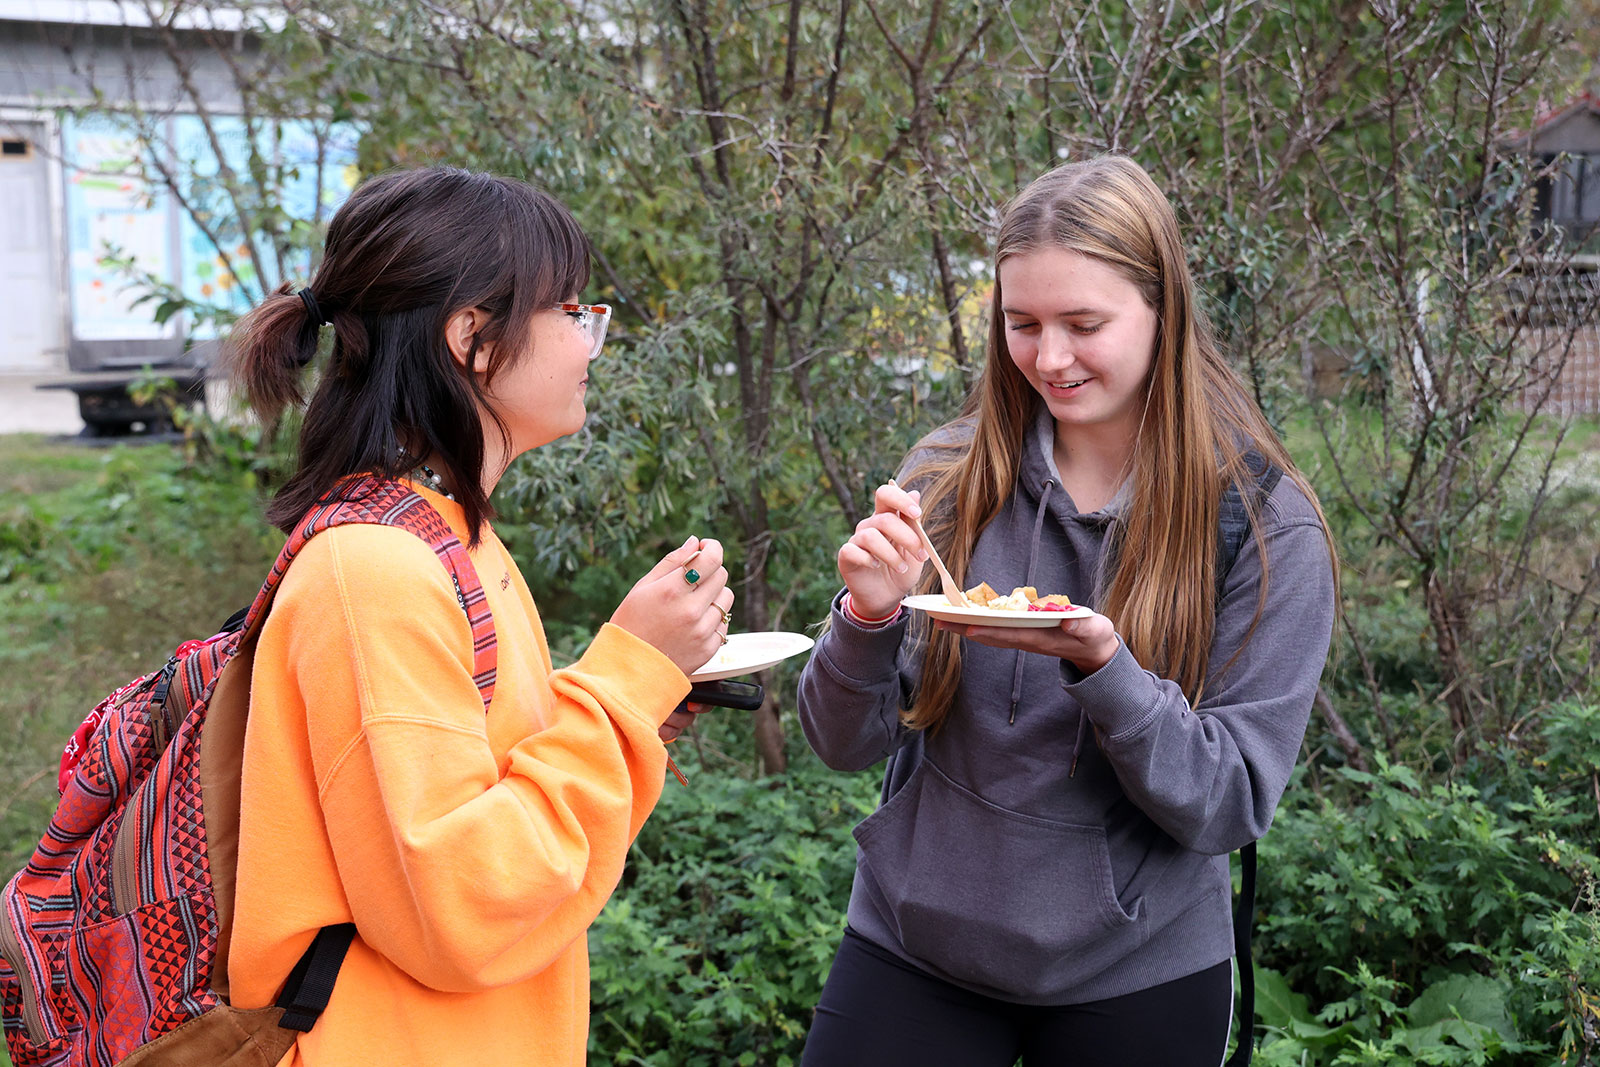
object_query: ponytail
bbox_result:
[227,281,325,426]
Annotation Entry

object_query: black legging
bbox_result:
[800,928,1234,1067]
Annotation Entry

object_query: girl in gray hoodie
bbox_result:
[796,155,1338,1066]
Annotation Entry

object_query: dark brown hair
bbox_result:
[228,166,592,544]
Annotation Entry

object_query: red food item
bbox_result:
[1027,601,1074,612]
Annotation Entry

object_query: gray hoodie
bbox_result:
[796,409,1336,1005]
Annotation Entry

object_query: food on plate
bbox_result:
[964,581,1001,605]
[962,583,1075,612]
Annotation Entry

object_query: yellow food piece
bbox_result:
[963,584,1074,611]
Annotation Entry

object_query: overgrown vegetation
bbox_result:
[8,0,1600,1062]
[6,419,1595,1065]
[586,753,874,1067]
[0,436,277,878]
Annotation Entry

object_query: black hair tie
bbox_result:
[294,288,331,368]
[298,288,329,326]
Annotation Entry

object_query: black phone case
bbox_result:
[683,679,764,710]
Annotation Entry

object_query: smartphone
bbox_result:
[683,678,764,711]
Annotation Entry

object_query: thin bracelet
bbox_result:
[843,593,901,628]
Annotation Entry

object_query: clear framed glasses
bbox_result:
[556,302,611,360]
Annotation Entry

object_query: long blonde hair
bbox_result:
[903,155,1336,731]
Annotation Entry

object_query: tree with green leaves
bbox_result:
[25,0,1600,1059]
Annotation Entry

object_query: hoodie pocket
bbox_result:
[853,758,1146,997]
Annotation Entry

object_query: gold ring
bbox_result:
[719,607,733,626]
[719,632,729,644]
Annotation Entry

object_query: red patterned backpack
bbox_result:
[0,477,497,1066]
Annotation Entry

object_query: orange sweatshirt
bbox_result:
[229,485,688,1066]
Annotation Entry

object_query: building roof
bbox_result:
[1535,92,1600,131]
[1515,92,1600,153]
[0,0,261,31]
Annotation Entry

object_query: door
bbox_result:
[0,121,65,372]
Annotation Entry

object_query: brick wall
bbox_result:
[1520,324,1600,416]
[1516,268,1600,417]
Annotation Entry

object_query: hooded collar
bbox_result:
[1019,402,1131,524]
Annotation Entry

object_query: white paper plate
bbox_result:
[901,593,1093,628]
[689,631,816,681]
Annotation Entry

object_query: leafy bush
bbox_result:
[586,753,877,1066]
[128,368,300,493]
[1254,725,1600,1065]
[0,444,271,588]
[0,439,277,878]
[1254,966,1538,1066]
[5,437,1595,1067]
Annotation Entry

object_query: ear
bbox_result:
[444,307,494,374]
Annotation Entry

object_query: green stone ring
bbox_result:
[684,567,701,586]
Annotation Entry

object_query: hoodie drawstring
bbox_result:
[1069,700,1088,778]
[1070,515,1119,776]
[1008,478,1055,726]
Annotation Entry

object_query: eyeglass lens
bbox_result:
[563,305,609,358]
[586,309,608,358]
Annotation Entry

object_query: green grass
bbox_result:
[1,434,278,1065]
[0,436,275,1064]
[1282,402,1600,499]
[0,434,278,878]
[1281,402,1600,556]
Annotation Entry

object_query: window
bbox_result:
[1544,152,1600,227]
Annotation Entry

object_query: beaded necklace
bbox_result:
[397,447,457,501]
[414,462,456,501]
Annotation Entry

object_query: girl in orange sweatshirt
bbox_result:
[223,167,730,1065]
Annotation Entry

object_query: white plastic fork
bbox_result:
[887,480,969,607]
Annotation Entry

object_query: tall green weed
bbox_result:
[0,439,277,877]
[1255,712,1600,1065]
[587,754,876,1067]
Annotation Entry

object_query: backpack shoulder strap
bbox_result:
[1216,451,1283,600]
[241,475,496,711]
[275,923,358,1032]
[1218,453,1279,1067]
[1227,840,1258,1066]
[203,478,497,1026]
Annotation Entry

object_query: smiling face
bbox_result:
[487,300,597,455]
[998,247,1159,447]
